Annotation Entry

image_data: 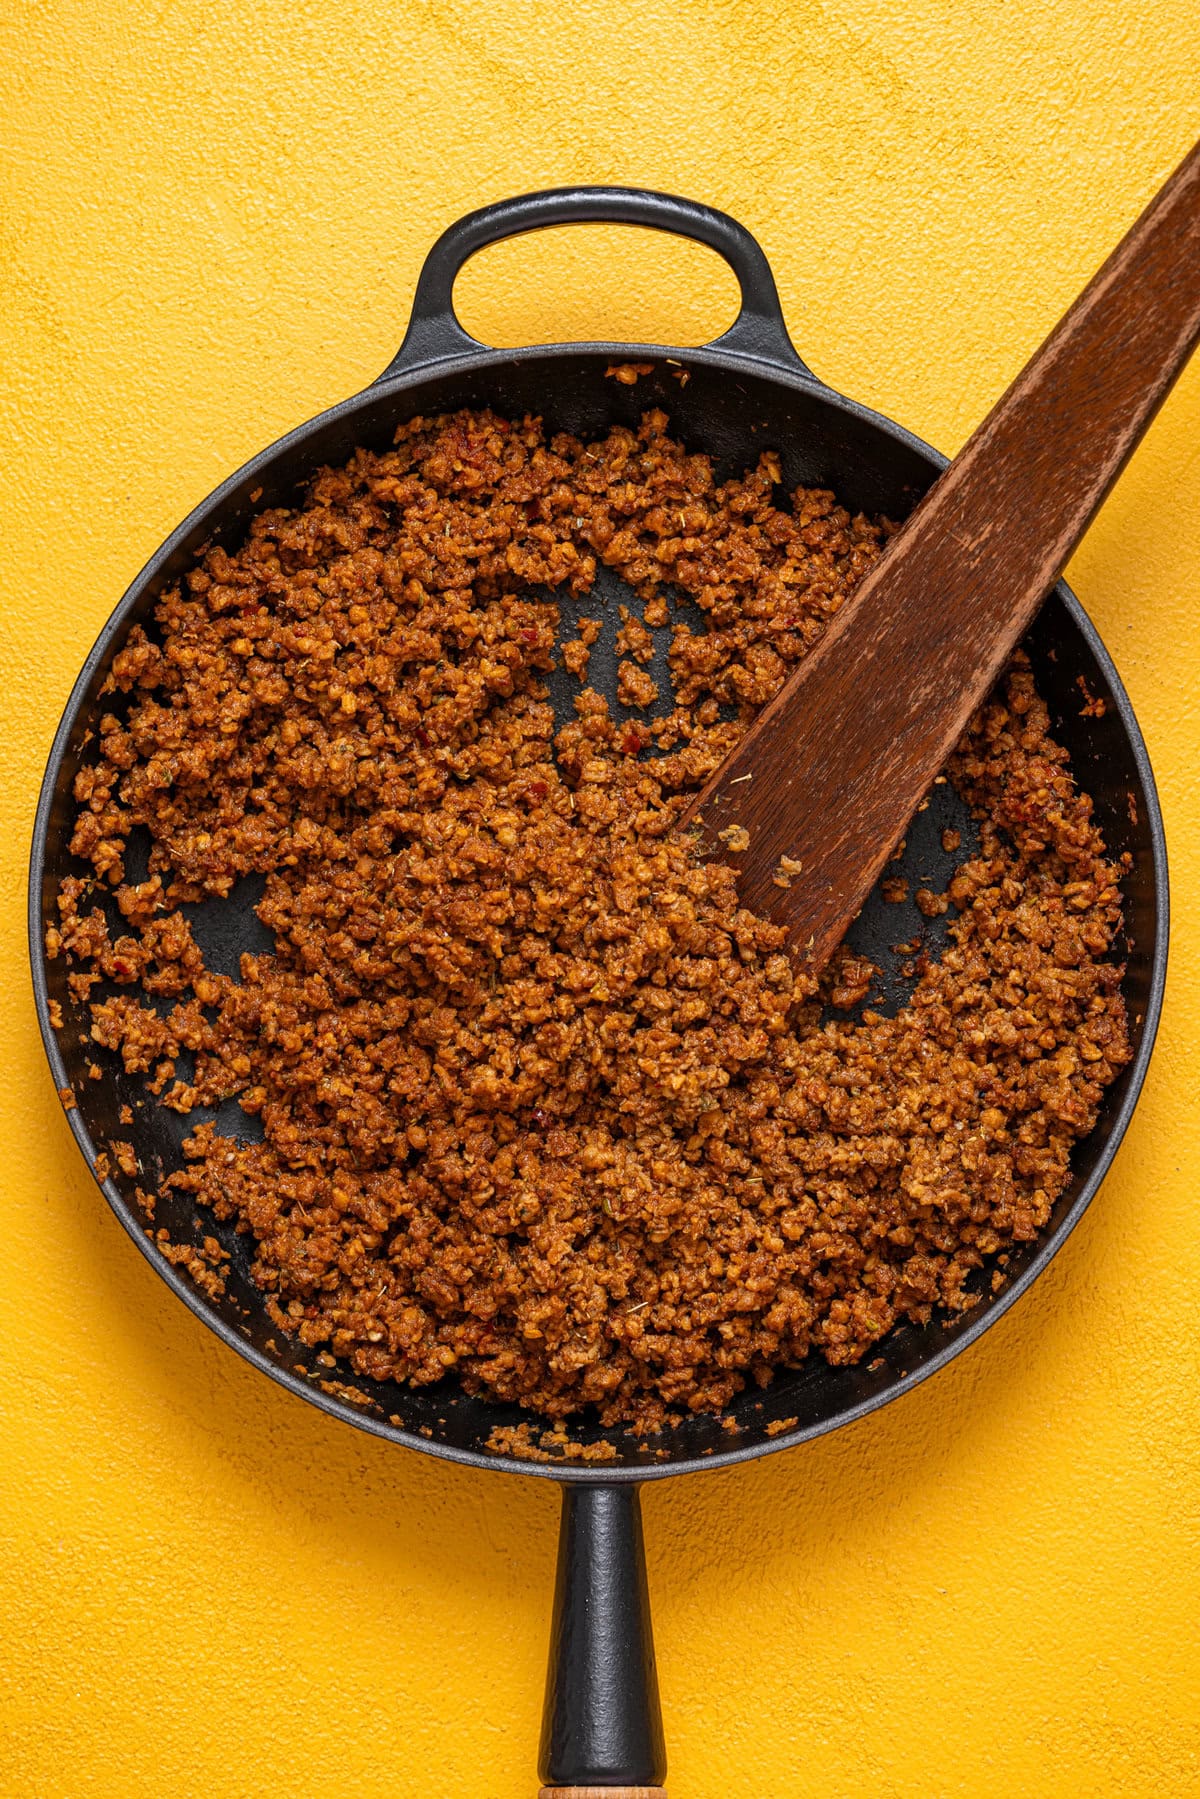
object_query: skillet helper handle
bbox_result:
[539,1485,667,1795]
[379,185,811,382]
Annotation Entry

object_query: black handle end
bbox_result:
[539,1483,667,1789]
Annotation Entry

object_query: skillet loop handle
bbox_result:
[539,1484,667,1794]
[378,185,811,382]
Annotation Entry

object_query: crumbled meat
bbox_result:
[616,608,655,664]
[717,823,751,853]
[155,1230,229,1302]
[486,1422,619,1461]
[617,660,660,709]
[51,407,1130,1433]
[110,1139,139,1178]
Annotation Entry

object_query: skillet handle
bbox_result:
[538,1484,667,1794]
[377,185,812,382]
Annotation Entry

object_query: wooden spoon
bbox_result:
[681,136,1200,969]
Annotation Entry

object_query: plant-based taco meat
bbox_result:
[48,408,1130,1432]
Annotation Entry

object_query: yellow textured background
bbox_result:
[2,3,1198,1794]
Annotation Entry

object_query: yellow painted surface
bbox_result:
[2,3,1198,1793]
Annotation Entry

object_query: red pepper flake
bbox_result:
[621,729,641,754]
[530,1108,550,1128]
[415,728,430,748]
[528,780,548,801]
[520,628,539,644]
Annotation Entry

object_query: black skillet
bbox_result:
[29,189,1168,1793]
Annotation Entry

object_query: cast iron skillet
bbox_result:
[30,189,1168,1792]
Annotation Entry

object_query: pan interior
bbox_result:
[35,353,1162,1474]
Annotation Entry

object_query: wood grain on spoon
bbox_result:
[680,135,1200,969]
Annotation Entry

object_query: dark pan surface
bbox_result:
[30,339,1168,1482]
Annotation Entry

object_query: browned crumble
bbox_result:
[765,1415,798,1436]
[49,408,1130,1433]
[828,952,875,1012]
[316,1378,375,1407]
[485,1425,550,1461]
[563,614,604,682]
[486,1421,619,1462]
[617,660,660,710]
[1077,675,1107,719]
[110,1139,138,1178]
[156,1228,229,1302]
[605,362,655,385]
[616,607,655,664]
[717,822,751,854]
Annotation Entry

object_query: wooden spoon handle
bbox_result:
[682,136,1200,968]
